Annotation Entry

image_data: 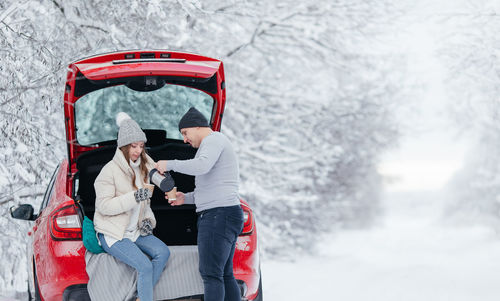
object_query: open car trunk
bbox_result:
[74,140,199,246]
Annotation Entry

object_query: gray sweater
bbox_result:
[166,131,240,212]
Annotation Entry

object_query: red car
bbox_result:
[11,50,262,301]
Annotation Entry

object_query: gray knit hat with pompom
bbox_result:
[116,112,147,148]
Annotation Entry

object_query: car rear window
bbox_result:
[74,83,214,145]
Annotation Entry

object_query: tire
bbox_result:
[252,272,263,301]
[27,281,32,301]
[33,266,41,301]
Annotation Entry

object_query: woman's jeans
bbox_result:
[197,205,244,301]
[98,233,170,301]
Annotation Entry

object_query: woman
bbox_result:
[93,112,171,301]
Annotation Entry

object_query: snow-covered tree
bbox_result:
[1,0,412,291]
[436,1,500,225]
[206,0,408,254]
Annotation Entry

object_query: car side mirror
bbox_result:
[10,204,37,221]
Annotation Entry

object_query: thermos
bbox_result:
[149,168,175,192]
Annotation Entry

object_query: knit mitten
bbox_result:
[140,218,154,236]
[134,188,152,203]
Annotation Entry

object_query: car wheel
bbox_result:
[27,281,32,301]
[33,268,41,301]
[252,272,263,301]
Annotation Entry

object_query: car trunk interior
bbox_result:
[74,138,199,246]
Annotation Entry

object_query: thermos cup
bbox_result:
[149,168,175,192]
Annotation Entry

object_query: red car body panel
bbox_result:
[31,160,88,301]
[75,61,221,80]
[234,201,261,300]
[25,50,259,301]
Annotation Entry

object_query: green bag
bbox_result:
[82,216,105,254]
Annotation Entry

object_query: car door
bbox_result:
[32,165,59,287]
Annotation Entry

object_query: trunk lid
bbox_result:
[63,50,226,175]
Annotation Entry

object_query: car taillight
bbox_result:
[240,206,254,236]
[50,204,82,240]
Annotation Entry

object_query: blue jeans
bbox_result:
[98,234,170,301]
[197,205,244,301]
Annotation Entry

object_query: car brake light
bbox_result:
[50,204,82,240]
[240,206,254,236]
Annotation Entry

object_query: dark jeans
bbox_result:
[197,205,244,301]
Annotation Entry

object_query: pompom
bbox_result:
[116,112,131,127]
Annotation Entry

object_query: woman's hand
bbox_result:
[134,188,152,203]
[139,218,154,236]
[155,160,168,174]
[167,191,185,206]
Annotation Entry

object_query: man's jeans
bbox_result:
[197,205,244,301]
[98,234,170,301]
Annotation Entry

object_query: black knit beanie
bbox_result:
[178,107,209,131]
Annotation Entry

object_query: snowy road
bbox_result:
[3,191,499,301]
[262,190,500,301]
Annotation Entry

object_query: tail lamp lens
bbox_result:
[50,205,82,240]
[240,206,254,236]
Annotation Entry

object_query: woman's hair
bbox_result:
[120,144,149,189]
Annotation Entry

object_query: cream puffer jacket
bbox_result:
[93,148,156,241]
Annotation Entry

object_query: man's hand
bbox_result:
[167,191,185,206]
[155,160,168,174]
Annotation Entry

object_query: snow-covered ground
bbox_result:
[262,190,500,300]
[4,191,500,301]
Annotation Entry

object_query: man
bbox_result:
[155,107,244,301]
